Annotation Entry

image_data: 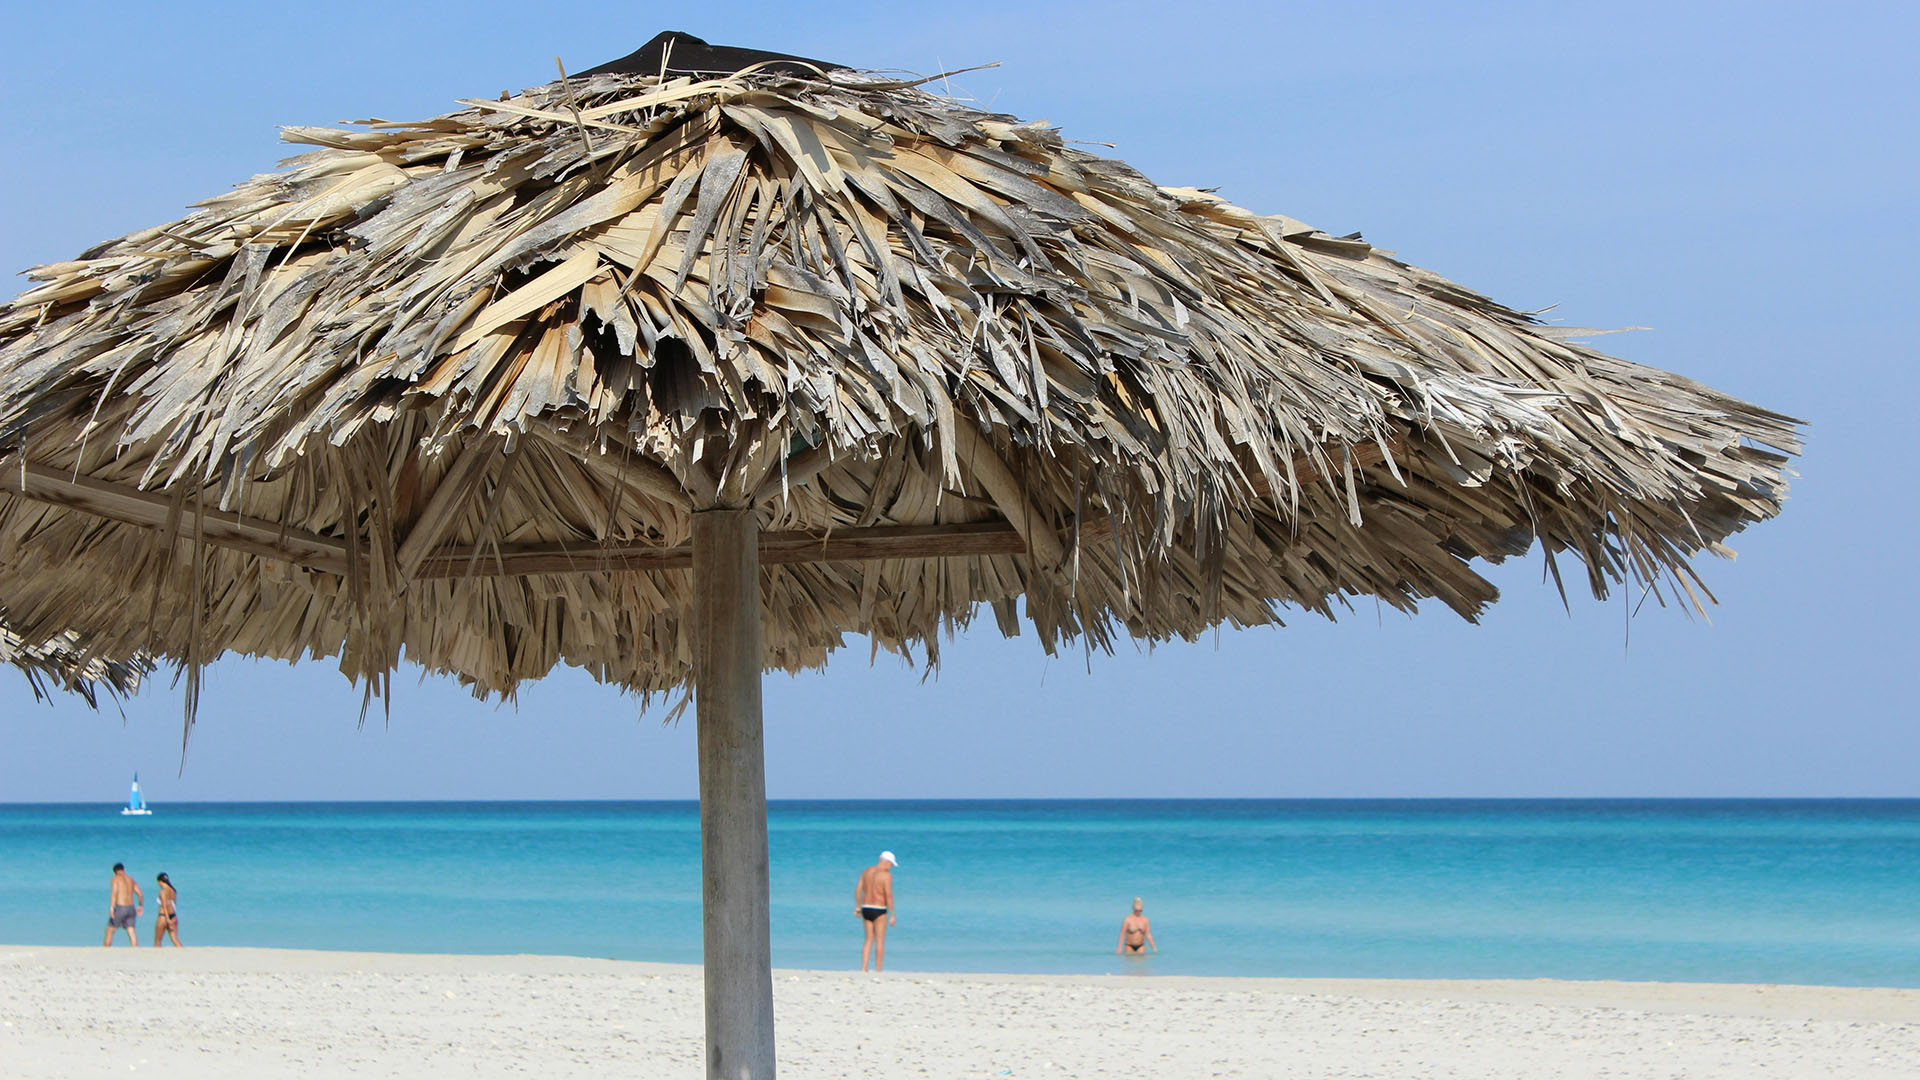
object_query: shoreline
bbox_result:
[9,941,1917,1002]
[7,946,1917,1078]
[8,943,1920,1012]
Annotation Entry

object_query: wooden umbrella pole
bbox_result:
[692,508,776,1080]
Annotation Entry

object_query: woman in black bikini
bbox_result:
[1115,896,1155,955]
[153,872,183,947]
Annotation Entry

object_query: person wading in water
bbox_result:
[1116,897,1157,955]
[854,851,899,972]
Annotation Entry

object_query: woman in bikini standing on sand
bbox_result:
[153,872,182,947]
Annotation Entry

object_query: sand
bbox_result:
[3,946,1917,1078]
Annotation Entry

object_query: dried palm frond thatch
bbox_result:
[2,625,150,707]
[0,50,1799,700]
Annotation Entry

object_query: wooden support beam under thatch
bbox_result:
[413,519,1112,578]
[1,463,1112,578]
[3,462,350,573]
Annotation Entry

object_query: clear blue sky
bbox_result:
[2,2,1912,801]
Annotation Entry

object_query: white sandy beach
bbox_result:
[3,946,1916,1079]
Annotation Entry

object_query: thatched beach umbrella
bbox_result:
[0,31,1797,1077]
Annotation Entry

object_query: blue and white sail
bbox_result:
[120,773,152,816]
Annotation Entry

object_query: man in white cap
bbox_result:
[854,850,899,971]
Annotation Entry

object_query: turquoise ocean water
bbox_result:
[4,800,1916,985]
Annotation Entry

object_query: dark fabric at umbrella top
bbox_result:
[576,31,842,80]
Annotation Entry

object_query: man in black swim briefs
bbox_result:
[854,851,899,972]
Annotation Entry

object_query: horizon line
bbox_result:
[6,794,1919,806]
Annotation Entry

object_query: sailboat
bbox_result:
[120,773,152,816]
